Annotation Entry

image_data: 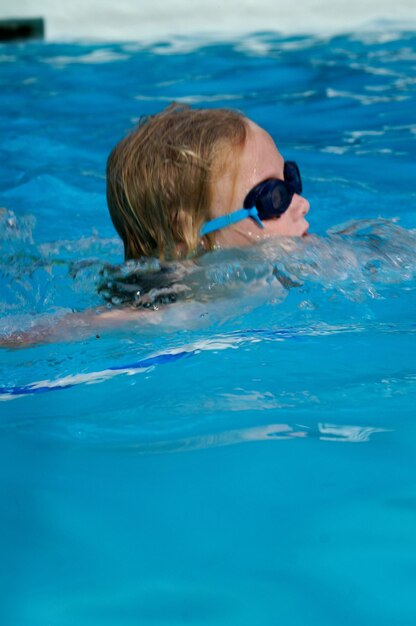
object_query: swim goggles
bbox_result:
[200,161,302,236]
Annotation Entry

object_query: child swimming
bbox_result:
[1,104,311,346]
[106,104,310,261]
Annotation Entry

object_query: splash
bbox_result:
[1,210,415,336]
[0,209,122,319]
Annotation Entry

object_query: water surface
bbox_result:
[1,30,416,626]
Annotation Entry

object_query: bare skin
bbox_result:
[211,119,310,248]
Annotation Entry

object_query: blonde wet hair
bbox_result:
[106,104,247,260]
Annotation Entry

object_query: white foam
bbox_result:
[1,0,415,41]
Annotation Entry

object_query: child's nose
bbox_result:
[294,194,310,216]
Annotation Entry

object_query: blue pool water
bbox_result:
[1,30,416,625]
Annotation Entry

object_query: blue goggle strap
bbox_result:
[199,206,264,236]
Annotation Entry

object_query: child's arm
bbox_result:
[0,306,159,349]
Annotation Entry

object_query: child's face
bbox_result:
[210,119,310,248]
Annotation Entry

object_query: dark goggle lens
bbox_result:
[284,161,302,194]
[270,183,292,216]
[243,180,291,219]
[243,161,302,220]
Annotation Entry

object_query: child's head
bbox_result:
[106,104,309,260]
[106,104,247,260]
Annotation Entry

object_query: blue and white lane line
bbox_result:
[0,332,257,400]
[0,328,306,401]
[0,349,194,400]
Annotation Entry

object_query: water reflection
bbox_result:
[126,422,390,454]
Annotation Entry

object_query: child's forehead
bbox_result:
[237,119,285,193]
[245,119,281,155]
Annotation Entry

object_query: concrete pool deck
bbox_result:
[1,0,415,41]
